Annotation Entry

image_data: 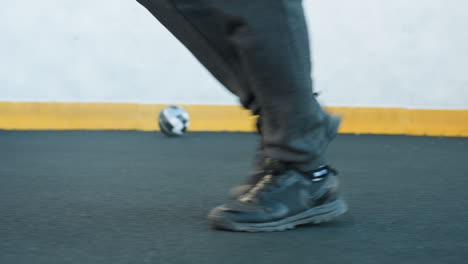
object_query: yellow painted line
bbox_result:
[328,107,468,137]
[0,102,467,136]
[0,102,256,132]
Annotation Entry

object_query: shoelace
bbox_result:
[239,174,277,203]
[239,164,338,203]
[239,158,286,203]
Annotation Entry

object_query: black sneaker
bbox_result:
[229,115,343,199]
[208,159,348,232]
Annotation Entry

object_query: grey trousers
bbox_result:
[137,0,339,171]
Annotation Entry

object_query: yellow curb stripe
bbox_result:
[0,102,467,136]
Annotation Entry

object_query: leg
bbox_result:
[207,0,338,171]
[138,0,338,171]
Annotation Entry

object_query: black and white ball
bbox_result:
[158,106,190,137]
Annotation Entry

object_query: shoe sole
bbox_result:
[208,198,348,232]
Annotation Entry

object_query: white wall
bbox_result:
[1,0,467,109]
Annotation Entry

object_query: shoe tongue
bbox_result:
[263,158,287,175]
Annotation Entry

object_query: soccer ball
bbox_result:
[158,106,190,137]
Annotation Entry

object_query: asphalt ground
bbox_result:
[0,131,467,264]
